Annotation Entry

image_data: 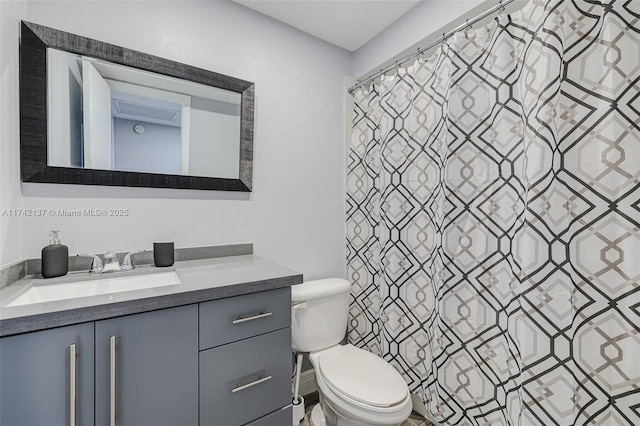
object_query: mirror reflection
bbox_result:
[47,48,241,179]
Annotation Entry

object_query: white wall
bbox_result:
[353,1,494,78]
[113,118,181,175]
[0,0,26,267]
[1,0,515,272]
[189,97,240,179]
[11,0,351,280]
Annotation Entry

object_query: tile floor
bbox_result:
[298,393,433,426]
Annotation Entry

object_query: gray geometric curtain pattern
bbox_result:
[346,1,640,425]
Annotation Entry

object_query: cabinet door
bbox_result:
[0,322,95,426]
[95,305,198,426]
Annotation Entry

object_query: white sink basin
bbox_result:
[6,271,182,307]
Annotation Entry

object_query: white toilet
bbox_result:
[291,278,412,426]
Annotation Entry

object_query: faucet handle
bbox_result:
[121,250,145,271]
[79,254,104,273]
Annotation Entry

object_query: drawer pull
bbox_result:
[232,311,272,325]
[232,375,272,393]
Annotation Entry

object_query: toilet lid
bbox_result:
[318,345,408,408]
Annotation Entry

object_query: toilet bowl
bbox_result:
[291,279,412,426]
[310,345,412,426]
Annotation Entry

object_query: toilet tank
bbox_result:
[291,278,351,353]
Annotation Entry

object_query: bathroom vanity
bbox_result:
[0,253,301,426]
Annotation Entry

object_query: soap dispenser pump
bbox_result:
[41,230,69,278]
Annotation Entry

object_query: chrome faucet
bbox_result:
[79,254,104,273]
[102,251,121,273]
[121,250,144,271]
[79,250,145,273]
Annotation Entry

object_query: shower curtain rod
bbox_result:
[348,0,515,94]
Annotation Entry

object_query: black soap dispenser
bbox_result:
[41,230,69,278]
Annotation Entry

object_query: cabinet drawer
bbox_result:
[199,287,290,350]
[199,328,291,426]
[244,406,292,426]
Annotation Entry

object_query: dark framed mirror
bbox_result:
[20,21,254,191]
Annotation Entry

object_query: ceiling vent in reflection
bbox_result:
[112,98,182,127]
[111,91,182,127]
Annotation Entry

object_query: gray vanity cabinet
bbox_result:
[200,328,291,425]
[199,288,292,426]
[0,287,292,426]
[244,406,293,425]
[0,305,197,426]
[95,305,198,426]
[0,322,95,426]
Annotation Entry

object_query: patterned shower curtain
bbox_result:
[346,1,640,425]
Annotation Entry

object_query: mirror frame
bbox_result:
[20,21,254,192]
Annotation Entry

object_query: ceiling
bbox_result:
[232,0,422,51]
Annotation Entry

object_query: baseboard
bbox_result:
[299,368,317,397]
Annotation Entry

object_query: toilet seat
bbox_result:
[317,345,408,408]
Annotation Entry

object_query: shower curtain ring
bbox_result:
[465,19,475,38]
[395,60,404,75]
[441,33,450,52]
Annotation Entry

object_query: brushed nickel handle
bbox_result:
[69,344,76,426]
[110,336,117,426]
[232,312,272,325]
[231,375,272,393]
